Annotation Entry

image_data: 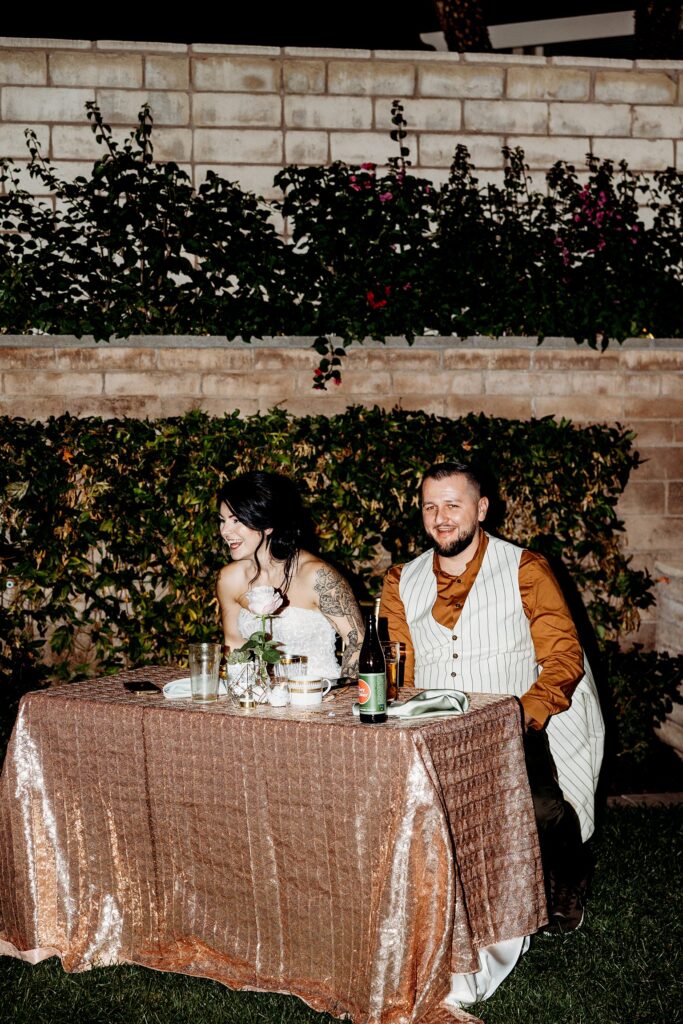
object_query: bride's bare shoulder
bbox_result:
[296,551,329,577]
[217,560,249,598]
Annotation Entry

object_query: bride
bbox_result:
[216,470,364,679]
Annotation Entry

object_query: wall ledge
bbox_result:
[1,334,682,351]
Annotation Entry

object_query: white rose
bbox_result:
[246,586,284,616]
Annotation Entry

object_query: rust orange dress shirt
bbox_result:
[379,532,584,731]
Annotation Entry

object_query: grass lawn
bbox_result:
[1,806,680,1024]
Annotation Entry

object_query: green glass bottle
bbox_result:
[358,609,387,724]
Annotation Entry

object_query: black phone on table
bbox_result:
[123,679,159,693]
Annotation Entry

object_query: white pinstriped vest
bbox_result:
[399,534,605,841]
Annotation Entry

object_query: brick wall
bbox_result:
[1,334,681,649]
[1,37,683,198]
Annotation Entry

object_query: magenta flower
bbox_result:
[379,192,393,203]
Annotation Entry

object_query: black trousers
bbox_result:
[523,727,591,920]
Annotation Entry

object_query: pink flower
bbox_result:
[246,586,284,616]
[379,192,393,202]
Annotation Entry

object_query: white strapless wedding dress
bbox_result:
[237,606,341,679]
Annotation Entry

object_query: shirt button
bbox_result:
[452,635,457,640]
[451,671,457,677]
[453,652,459,659]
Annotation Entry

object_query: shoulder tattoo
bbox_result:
[314,567,363,629]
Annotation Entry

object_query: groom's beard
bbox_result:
[428,520,478,559]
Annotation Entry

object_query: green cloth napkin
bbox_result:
[352,689,469,719]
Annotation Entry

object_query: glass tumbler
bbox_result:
[270,661,292,707]
[188,642,222,703]
[380,641,401,702]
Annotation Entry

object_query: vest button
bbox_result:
[456,578,463,584]
[454,602,462,609]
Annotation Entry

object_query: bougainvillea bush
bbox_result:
[1,103,682,387]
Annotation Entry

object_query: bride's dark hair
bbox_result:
[217,470,313,593]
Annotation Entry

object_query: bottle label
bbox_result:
[358,672,386,714]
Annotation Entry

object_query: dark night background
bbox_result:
[1,2,673,58]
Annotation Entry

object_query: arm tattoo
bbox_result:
[341,627,360,677]
[314,567,364,676]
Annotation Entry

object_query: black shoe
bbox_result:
[541,906,585,936]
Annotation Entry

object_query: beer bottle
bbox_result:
[358,609,387,724]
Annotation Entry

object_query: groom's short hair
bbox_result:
[420,462,484,499]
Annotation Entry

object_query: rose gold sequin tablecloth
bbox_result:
[0,667,546,1024]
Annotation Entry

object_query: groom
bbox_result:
[379,461,605,933]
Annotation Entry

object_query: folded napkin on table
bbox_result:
[162,677,228,699]
[352,689,469,718]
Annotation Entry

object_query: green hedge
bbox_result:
[1,407,650,682]
[602,641,683,780]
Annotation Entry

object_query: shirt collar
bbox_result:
[432,530,489,580]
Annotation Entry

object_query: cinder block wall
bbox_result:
[1,36,683,198]
[1,334,681,650]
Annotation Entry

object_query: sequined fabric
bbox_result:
[0,668,545,1024]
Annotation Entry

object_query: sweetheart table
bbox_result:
[0,667,546,1023]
